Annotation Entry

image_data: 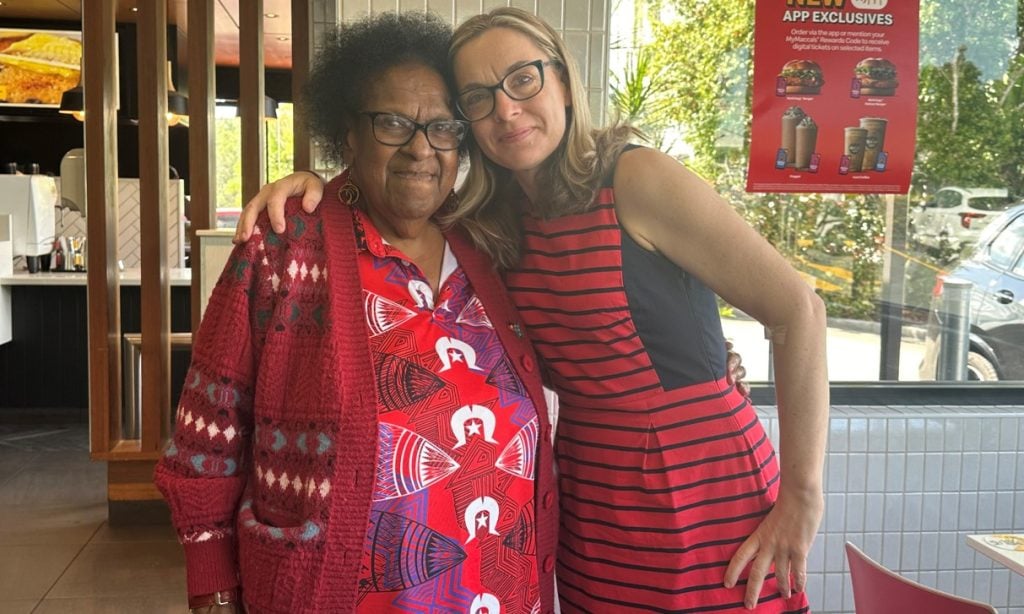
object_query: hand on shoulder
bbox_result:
[234,171,327,244]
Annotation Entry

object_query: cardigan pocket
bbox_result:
[237,498,324,613]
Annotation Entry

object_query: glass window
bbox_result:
[936,190,962,208]
[987,216,1024,269]
[214,102,294,227]
[610,0,1023,384]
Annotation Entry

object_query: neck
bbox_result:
[515,168,541,205]
[366,208,440,250]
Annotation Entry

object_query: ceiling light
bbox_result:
[59,84,86,122]
[131,7,138,11]
[276,36,289,41]
[264,12,278,18]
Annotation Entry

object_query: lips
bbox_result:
[393,170,437,181]
[499,126,535,144]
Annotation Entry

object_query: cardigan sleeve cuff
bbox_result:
[182,537,239,597]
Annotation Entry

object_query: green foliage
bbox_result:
[214,103,295,210]
[610,0,1024,323]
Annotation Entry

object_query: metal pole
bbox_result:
[936,277,972,380]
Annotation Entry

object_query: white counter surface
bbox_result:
[0,267,192,287]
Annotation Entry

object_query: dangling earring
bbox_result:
[442,189,459,213]
[338,178,361,206]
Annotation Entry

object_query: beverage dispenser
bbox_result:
[0,175,57,258]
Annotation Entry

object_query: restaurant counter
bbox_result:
[0,267,193,409]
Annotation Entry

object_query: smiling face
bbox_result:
[345,62,460,227]
[453,27,570,187]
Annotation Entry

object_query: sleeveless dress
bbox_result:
[504,155,811,613]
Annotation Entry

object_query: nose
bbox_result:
[491,89,522,122]
[403,127,434,159]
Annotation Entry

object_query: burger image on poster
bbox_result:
[778,59,824,95]
[854,58,898,96]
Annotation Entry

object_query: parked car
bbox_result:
[919,203,1024,381]
[215,207,243,229]
[910,187,1015,253]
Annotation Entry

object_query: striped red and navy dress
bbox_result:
[504,164,810,613]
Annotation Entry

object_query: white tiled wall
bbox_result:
[58,178,185,269]
[760,406,1024,613]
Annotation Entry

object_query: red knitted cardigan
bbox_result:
[155,174,558,613]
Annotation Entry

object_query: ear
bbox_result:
[341,125,357,167]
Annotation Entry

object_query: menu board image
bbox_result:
[746,0,919,194]
[0,29,82,108]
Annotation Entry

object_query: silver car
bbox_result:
[911,187,1014,253]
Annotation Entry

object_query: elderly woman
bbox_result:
[155,13,557,614]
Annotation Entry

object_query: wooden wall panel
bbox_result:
[83,0,122,455]
[239,0,266,203]
[291,0,312,171]
[137,0,171,451]
[188,0,216,333]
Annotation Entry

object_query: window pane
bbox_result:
[610,0,1023,383]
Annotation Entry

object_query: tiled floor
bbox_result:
[0,417,187,613]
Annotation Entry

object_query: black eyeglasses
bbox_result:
[361,112,469,151]
[456,59,560,122]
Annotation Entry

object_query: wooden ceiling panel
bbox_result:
[0,0,295,68]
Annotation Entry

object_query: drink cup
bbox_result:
[795,119,818,170]
[859,117,887,171]
[844,127,868,172]
[780,107,806,166]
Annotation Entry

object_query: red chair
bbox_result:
[845,542,998,614]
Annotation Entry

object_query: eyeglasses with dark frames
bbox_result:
[361,112,469,151]
[456,59,560,122]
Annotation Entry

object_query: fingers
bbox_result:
[744,551,773,610]
[790,564,806,593]
[267,184,289,235]
[300,176,326,214]
[234,182,275,244]
[736,370,750,398]
[790,552,808,594]
[724,535,758,589]
[233,194,263,244]
[774,552,792,599]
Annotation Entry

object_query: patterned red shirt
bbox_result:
[351,207,541,613]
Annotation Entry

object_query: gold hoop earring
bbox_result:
[338,179,361,206]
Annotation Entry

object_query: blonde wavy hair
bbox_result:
[441,7,636,270]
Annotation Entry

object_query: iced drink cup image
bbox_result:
[780,106,806,166]
[844,127,868,172]
[859,117,887,171]
[794,116,818,170]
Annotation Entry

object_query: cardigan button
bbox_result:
[521,355,535,372]
[542,556,554,573]
[542,491,555,509]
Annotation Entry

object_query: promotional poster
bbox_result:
[746,0,919,194]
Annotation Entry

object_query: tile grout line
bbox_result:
[29,521,105,612]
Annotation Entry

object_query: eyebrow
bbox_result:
[458,59,539,93]
[370,110,458,124]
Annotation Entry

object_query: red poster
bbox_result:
[746,0,919,194]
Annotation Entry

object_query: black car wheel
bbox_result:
[966,351,999,381]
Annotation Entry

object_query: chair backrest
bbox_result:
[845,542,998,614]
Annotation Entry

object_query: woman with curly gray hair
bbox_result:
[157,12,558,613]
